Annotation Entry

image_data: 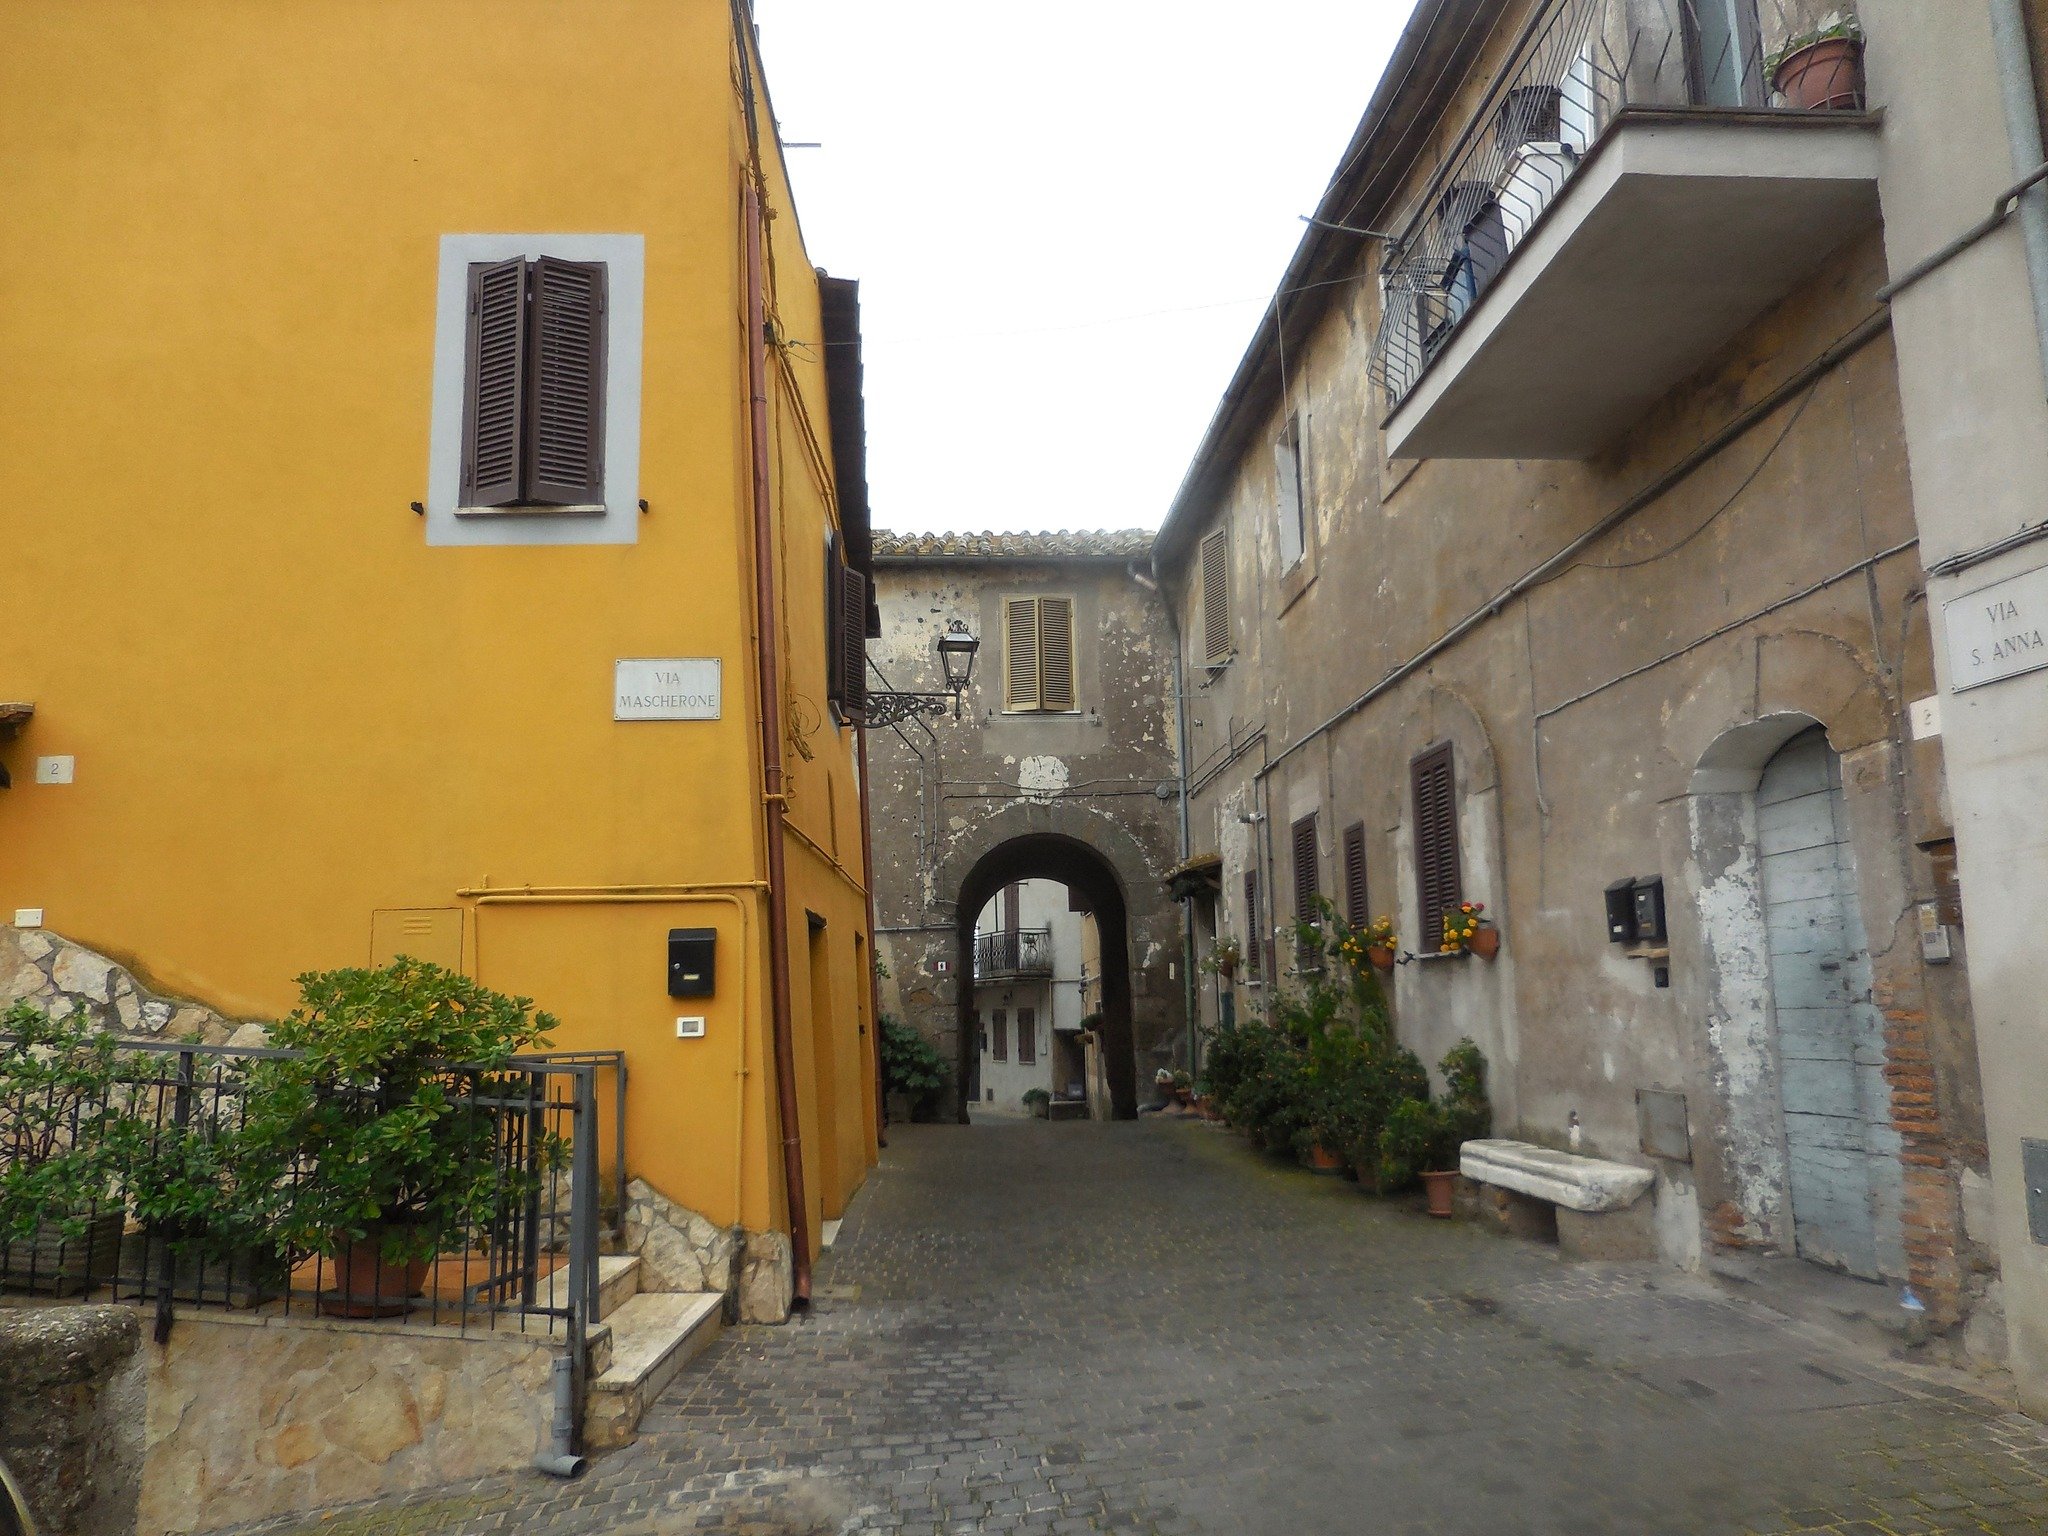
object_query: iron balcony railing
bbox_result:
[0,1037,623,1354]
[974,928,1054,979]
[1369,0,1865,409]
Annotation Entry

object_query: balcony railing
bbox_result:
[974,928,1054,979]
[1370,0,1866,413]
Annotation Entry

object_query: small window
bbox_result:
[1291,814,1321,965]
[1342,822,1369,929]
[1017,1007,1037,1065]
[1243,870,1262,978]
[1199,529,1232,665]
[991,1009,1008,1062]
[461,256,607,508]
[1002,596,1077,712]
[1275,417,1306,571]
[1411,743,1464,949]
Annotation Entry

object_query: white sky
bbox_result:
[754,3,1414,535]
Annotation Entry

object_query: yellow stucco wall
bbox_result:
[0,0,876,1246]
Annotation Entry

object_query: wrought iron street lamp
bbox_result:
[865,619,980,727]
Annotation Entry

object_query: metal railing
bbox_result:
[1369,0,1865,407]
[973,928,1054,978]
[0,1038,617,1349]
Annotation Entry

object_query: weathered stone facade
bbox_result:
[0,1304,145,1536]
[1148,0,1993,1355]
[0,926,257,1047]
[864,534,1186,1119]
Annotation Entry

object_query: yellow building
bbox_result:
[0,0,879,1317]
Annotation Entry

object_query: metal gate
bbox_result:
[1757,727,1905,1281]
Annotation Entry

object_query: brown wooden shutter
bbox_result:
[838,563,869,716]
[1411,743,1463,948]
[1038,596,1075,710]
[1342,822,1369,928]
[462,257,527,508]
[1018,1008,1036,1064]
[1004,599,1040,710]
[1291,815,1320,919]
[1243,871,1262,974]
[526,256,607,505]
[992,1010,1008,1062]
[1200,530,1231,663]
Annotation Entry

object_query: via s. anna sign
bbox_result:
[614,658,721,721]
[1945,564,2048,692]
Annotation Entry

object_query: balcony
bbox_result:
[1370,0,1881,461]
[974,928,1054,980]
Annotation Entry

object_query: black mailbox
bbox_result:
[1605,879,1638,944]
[668,928,716,998]
[1632,877,1667,945]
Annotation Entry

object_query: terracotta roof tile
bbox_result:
[872,528,1155,561]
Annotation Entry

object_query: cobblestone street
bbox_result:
[247,1120,2048,1536]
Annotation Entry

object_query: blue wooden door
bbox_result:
[1757,728,1905,1281]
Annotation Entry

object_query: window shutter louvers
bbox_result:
[1018,1008,1036,1065]
[1004,599,1041,710]
[526,256,607,505]
[992,1010,1008,1062]
[1038,596,1075,710]
[1343,822,1369,928]
[462,257,527,507]
[1411,744,1463,948]
[838,563,869,716]
[1200,530,1231,663]
[1292,815,1320,919]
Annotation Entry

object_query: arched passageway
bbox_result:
[954,834,1139,1120]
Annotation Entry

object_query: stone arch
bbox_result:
[936,800,1164,1123]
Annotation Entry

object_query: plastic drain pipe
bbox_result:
[534,1353,588,1479]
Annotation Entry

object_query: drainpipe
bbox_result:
[857,721,887,1147]
[534,1354,588,1478]
[744,177,812,1310]
[1136,558,1200,1075]
[1990,0,2048,392]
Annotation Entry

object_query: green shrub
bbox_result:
[1021,1088,1051,1110]
[1376,1038,1493,1190]
[880,1015,949,1118]
[0,1001,133,1241]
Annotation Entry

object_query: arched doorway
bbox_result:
[954,834,1139,1120]
[1756,725,1904,1280]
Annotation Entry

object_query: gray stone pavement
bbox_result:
[237,1119,2048,1535]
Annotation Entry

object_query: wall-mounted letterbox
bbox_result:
[667,928,716,998]
[1605,879,1638,944]
[1632,877,1667,945]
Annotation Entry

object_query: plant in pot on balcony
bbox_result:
[0,1001,132,1295]
[1440,901,1500,960]
[235,960,560,1318]
[1768,12,1865,111]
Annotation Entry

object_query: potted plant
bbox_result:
[1201,938,1242,982]
[1440,902,1500,960]
[1769,13,1864,111]
[1021,1088,1051,1120]
[1349,915,1399,973]
[235,960,561,1318]
[1169,1070,1194,1107]
[880,1015,950,1124]
[0,1002,130,1295]
[1376,1039,1492,1217]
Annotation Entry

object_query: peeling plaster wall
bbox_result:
[866,558,1184,1118]
[1160,105,1984,1328]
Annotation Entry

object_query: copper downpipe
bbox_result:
[744,178,811,1308]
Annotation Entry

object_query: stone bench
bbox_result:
[1460,1138,1657,1261]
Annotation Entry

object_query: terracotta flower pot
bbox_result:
[1173,1087,1192,1106]
[1366,945,1397,972]
[1304,1144,1345,1173]
[1773,36,1863,111]
[1421,1169,1458,1219]
[1469,927,1501,961]
[321,1228,431,1318]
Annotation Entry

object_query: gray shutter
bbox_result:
[462,257,527,508]
[1200,530,1231,663]
[526,257,607,505]
[1004,599,1041,711]
[1038,596,1075,710]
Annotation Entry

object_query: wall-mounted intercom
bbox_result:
[1605,876,1667,947]
[667,928,716,998]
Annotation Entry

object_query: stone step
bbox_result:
[528,1253,643,1323]
[584,1291,724,1450]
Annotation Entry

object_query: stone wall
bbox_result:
[142,1311,554,1535]
[0,1304,145,1536]
[0,927,258,1047]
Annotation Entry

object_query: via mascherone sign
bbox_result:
[614,658,722,721]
